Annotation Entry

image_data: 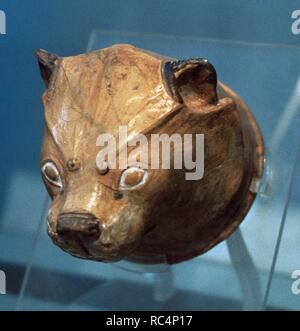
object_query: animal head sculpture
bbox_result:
[36,44,264,264]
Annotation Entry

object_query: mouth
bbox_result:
[47,206,145,262]
[47,223,137,262]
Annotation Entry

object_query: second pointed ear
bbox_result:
[35,49,59,87]
[163,58,218,105]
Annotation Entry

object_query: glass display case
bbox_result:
[2,29,299,311]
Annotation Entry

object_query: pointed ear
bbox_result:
[163,58,218,105]
[35,49,59,87]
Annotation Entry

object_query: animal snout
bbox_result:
[56,213,101,241]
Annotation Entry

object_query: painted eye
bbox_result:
[120,167,148,190]
[41,161,62,188]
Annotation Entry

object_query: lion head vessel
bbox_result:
[36,44,264,264]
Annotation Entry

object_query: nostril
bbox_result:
[56,213,101,241]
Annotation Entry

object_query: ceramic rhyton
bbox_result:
[36,44,264,264]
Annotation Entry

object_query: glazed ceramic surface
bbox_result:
[36,44,264,264]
